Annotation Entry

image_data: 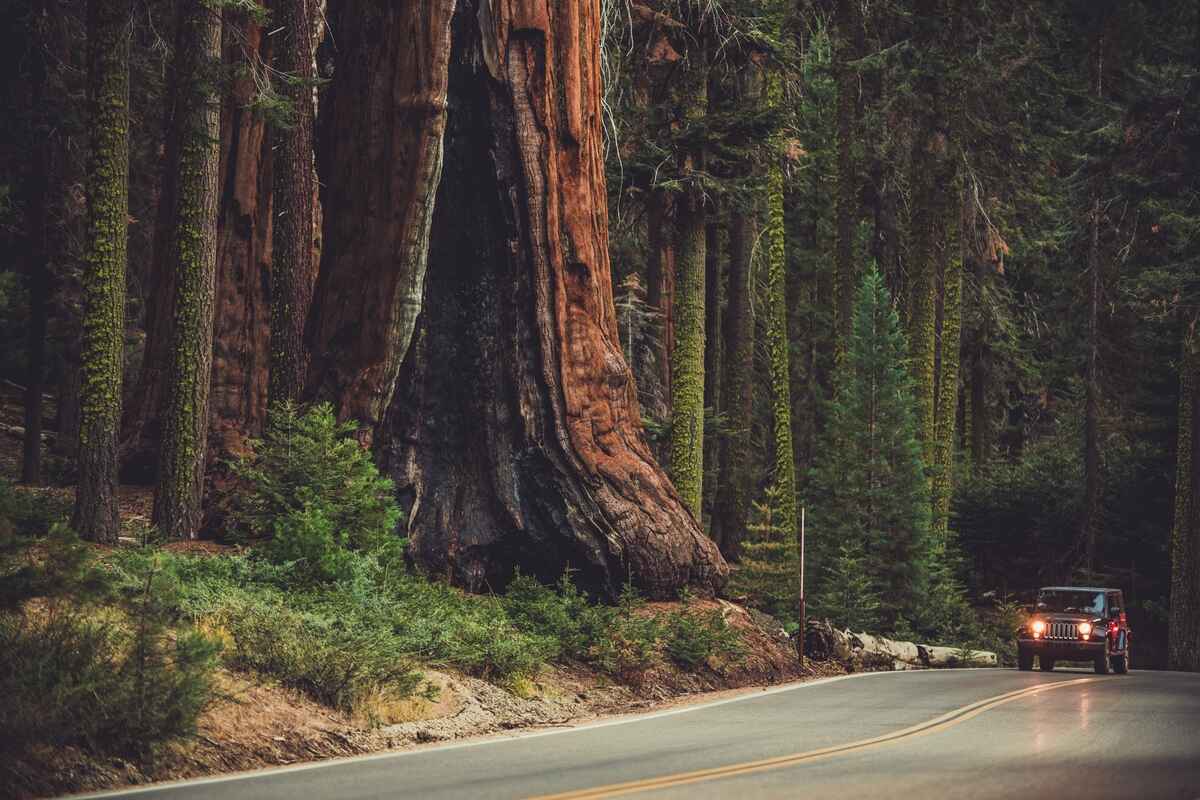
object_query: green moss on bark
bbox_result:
[152,1,222,540]
[931,232,962,542]
[667,50,708,520]
[764,72,798,541]
[73,0,131,544]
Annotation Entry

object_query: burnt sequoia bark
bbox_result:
[305,0,454,437]
[380,0,727,599]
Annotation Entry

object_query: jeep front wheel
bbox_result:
[1018,649,1034,671]
[1094,653,1110,674]
[1039,657,1055,672]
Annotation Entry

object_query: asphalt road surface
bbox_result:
[77,668,1200,800]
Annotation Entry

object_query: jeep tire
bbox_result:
[1039,657,1055,672]
[1018,648,1034,671]
[1094,653,1110,674]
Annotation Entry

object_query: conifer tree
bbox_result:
[807,267,931,628]
[73,0,131,543]
[727,484,798,622]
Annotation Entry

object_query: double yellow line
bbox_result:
[529,676,1109,800]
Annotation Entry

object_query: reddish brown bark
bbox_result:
[304,1,455,437]
[210,12,274,463]
[646,186,676,412]
[381,0,727,599]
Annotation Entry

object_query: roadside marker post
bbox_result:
[797,506,806,665]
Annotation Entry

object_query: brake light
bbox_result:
[1078,622,1093,638]
[1109,621,1119,634]
[1031,620,1045,638]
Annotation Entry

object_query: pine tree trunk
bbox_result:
[714,206,756,558]
[73,0,130,543]
[126,8,275,476]
[765,70,798,539]
[702,211,724,521]
[267,0,316,405]
[668,46,708,520]
[152,1,222,539]
[1170,322,1200,672]
[304,0,454,438]
[1081,198,1102,574]
[931,194,963,542]
[22,4,51,485]
[907,0,953,471]
[380,0,727,599]
[833,0,860,356]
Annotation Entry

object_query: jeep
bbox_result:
[1016,586,1131,674]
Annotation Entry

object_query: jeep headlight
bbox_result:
[1078,621,1093,638]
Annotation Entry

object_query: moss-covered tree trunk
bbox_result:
[906,0,954,472]
[73,0,130,543]
[713,206,756,558]
[764,70,798,541]
[267,0,316,405]
[152,1,222,539]
[702,210,724,518]
[668,46,708,520]
[1170,322,1200,672]
[380,0,727,599]
[931,194,963,542]
[304,0,455,439]
[125,8,275,476]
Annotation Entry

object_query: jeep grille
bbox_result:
[1048,622,1077,640]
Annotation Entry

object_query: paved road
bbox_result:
[78,668,1200,800]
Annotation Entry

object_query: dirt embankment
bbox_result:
[7,599,842,800]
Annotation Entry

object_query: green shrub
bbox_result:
[664,608,744,670]
[0,527,218,760]
[0,479,70,542]
[213,595,424,712]
[230,402,401,573]
[503,572,616,660]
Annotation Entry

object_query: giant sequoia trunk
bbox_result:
[305,1,454,436]
[380,0,727,599]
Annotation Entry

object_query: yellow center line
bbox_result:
[527,676,1110,800]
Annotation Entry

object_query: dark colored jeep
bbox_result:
[1016,586,1131,674]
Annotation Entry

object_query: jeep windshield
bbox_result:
[1035,590,1105,615]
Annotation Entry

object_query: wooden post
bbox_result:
[797,505,806,664]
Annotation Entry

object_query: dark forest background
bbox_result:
[1,0,1198,671]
